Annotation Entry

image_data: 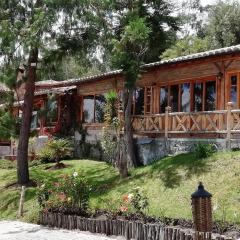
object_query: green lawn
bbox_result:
[1,151,240,224]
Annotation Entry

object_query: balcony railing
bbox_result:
[131,102,240,140]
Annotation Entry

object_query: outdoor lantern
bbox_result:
[191,182,213,233]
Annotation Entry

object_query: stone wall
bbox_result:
[73,128,231,165]
[136,138,227,165]
[0,146,11,158]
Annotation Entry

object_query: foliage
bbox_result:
[2,151,240,223]
[101,126,118,164]
[162,0,240,59]
[37,146,55,164]
[161,36,210,59]
[102,0,180,65]
[205,0,240,48]
[37,171,90,213]
[0,109,20,139]
[120,187,149,215]
[112,17,151,89]
[104,91,118,125]
[38,138,73,164]
[101,90,120,163]
[195,143,215,159]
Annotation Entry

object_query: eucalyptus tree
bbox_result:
[0,0,101,185]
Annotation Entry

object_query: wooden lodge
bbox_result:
[3,44,240,159]
[27,45,240,140]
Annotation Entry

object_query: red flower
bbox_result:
[122,195,129,203]
[120,206,128,212]
[58,192,66,201]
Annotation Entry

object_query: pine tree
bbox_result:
[0,0,101,185]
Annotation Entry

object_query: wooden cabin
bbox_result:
[2,44,240,162]
[23,45,240,143]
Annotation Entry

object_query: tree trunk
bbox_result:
[17,48,38,185]
[117,135,129,178]
[123,88,138,167]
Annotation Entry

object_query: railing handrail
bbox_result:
[131,104,240,144]
[169,110,227,116]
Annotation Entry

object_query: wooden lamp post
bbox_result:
[191,182,213,239]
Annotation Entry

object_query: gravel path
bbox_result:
[0,221,120,240]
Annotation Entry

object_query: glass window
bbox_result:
[194,83,203,111]
[31,111,38,129]
[134,88,144,115]
[181,83,190,112]
[145,87,152,114]
[160,86,168,113]
[205,81,216,111]
[230,75,237,105]
[170,85,179,112]
[95,95,106,123]
[83,96,95,123]
[48,99,58,123]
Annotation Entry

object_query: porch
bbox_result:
[131,102,240,141]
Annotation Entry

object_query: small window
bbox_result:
[170,85,179,112]
[145,87,152,114]
[134,88,144,115]
[181,83,190,112]
[83,94,106,123]
[194,83,203,112]
[230,75,237,105]
[95,95,106,123]
[160,86,168,113]
[83,96,95,123]
[205,81,216,111]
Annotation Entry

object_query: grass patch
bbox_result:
[0,151,240,224]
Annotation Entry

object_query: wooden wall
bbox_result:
[75,54,240,113]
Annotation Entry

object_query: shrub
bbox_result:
[37,171,90,213]
[195,143,215,159]
[38,146,55,164]
[120,187,149,215]
[47,138,73,165]
[37,138,73,164]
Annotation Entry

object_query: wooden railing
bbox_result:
[132,102,240,140]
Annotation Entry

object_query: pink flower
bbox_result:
[54,182,60,187]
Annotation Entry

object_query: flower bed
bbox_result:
[37,171,237,239]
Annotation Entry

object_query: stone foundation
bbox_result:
[136,138,227,165]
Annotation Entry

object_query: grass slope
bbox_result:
[0,151,240,224]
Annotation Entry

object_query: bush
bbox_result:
[195,143,215,159]
[38,146,55,164]
[37,171,90,213]
[119,187,149,215]
[37,138,73,164]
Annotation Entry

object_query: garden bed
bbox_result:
[39,211,234,240]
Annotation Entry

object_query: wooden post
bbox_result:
[226,102,233,150]
[165,106,171,138]
[18,186,26,217]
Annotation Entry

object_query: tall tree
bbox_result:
[0,0,100,185]
[204,0,240,48]
[112,15,151,173]
[109,1,179,173]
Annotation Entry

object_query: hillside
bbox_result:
[0,151,240,224]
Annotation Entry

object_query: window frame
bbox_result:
[82,94,106,124]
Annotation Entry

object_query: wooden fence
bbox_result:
[39,212,232,240]
[132,102,240,139]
